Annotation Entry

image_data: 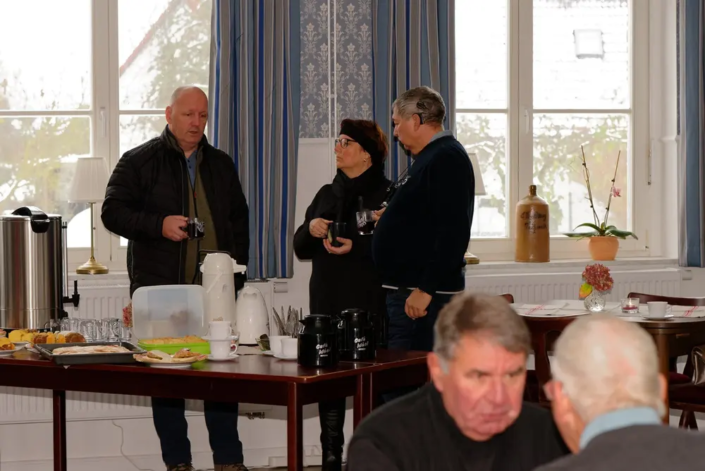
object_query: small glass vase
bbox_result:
[584,290,607,312]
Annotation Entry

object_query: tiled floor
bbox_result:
[251,468,321,470]
[0,459,323,471]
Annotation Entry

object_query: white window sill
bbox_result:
[68,271,130,288]
[68,258,682,289]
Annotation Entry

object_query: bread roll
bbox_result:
[64,332,86,343]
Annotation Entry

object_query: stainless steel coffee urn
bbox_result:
[0,207,80,329]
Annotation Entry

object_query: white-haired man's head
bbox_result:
[545,314,667,453]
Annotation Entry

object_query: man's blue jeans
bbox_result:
[151,398,243,466]
[383,289,453,402]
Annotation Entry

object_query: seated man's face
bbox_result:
[429,334,526,442]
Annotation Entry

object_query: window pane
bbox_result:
[455,0,507,109]
[456,113,508,238]
[118,0,213,110]
[0,117,90,246]
[534,0,629,109]
[0,0,91,111]
[120,115,167,157]
[533,114,629,235]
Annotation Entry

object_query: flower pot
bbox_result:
[588,236,619,261]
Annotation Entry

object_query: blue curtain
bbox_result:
[372,0,455,180]
[678,0,705,267]
[209,0,301,278]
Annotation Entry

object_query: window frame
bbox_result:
[457,0,654,261]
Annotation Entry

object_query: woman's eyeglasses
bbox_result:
[334,138,356,148]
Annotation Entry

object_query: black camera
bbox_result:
[186,218,205,240]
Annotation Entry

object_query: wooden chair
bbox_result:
[522,316,577,407]
[495,293,549,402]
[628,292,705,429]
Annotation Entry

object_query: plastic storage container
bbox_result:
[132,285,210,354]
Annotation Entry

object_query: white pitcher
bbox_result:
[200,253,247,324]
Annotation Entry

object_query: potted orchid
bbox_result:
[564,146,637,260]
[579,263,614,312]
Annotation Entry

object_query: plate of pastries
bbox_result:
[133,348,207,368]
[7,329,86,348]
[0,337,18,355]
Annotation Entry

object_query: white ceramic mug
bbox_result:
[209,339,233,359]
[269,335,288,356]
[208,320,233,339]
[282,338,298,358]
[647,301,671,318]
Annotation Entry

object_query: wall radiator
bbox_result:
[0,268,682,423]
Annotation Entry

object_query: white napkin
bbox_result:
[512,303,566,316]
[670,305,705,317]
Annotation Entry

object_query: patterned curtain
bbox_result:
[678,0,705,267]
[209,0,301,278]
[372,0,455,180]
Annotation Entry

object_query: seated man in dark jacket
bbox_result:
[102,86,249,471]
[346,293,569,471]
[536,314,705,471]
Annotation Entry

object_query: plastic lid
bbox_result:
[131,285,207,340]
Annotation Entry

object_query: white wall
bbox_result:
[268,139,335,314]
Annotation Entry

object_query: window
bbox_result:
[0,0,213,267]
[0,0,91,250]
[117,0,212,248]
[455,0,649,259]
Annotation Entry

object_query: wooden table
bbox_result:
[521,302,705,423]
[0,348,428,471]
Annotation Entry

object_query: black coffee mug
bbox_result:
[187,218,205,240]
[327,222,347,248]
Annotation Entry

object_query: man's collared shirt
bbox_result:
[185,149,197,188]
[428,129,453,144]
[580,407,661,450]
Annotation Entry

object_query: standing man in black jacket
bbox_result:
[102,86,249,471]
[372,86,474,359]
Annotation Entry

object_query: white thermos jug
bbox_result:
[200,253,247,324]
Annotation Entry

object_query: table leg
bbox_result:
[53,390,67,471]
[653,334,670,424]
[287,382,303,471]
[354,373,372,429]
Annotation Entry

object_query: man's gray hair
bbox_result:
[433,292,531,367]
[392,86,446,126]
[170,85,207,106]
[551,314,665,421]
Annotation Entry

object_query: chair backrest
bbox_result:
[627,292,705,307]
[500,293,515,303]
[628,293,705,379]
[522,316,577,404]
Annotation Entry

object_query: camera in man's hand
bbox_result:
[186,218,205,240]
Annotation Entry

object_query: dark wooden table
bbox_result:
[524,312,705,423]
[0,348,428,471]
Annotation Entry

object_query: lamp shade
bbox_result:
[468,152,486,196]
[69,157,110,203]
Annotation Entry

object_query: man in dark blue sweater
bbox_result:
[372,86,474,355]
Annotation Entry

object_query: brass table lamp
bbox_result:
[69,157,110,274]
